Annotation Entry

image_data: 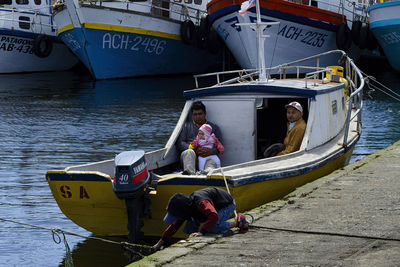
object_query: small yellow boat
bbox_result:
[46,50,364,241]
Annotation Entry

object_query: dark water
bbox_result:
[0,60,399,266]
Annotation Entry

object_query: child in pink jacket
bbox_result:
[189,124,224,171]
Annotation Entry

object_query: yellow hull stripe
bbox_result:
[57,22,181,41]
[57,24,74,35]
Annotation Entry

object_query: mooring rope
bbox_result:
[363,71,400,102]
[219,167,238,219]
[249,224,400,242]
[0,217,153,260]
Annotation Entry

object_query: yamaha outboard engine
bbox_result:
[113,150,152,243]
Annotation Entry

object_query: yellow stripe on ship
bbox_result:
[57,23,181,40]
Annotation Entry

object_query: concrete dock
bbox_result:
[131,140,400,266]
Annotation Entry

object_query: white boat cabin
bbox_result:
[0,0,55,34]
[177,82,347,168]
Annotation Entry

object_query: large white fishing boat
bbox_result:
[52,0,224,79]
[206,0,370,71]
[0,0,78,73]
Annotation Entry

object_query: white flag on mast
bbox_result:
[238,0,256,16]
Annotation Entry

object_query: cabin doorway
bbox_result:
[256,98,308,159]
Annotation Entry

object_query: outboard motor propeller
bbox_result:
[113,150,152,243]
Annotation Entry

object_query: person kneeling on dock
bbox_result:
[153,187,248,251]
[263,101,306,158]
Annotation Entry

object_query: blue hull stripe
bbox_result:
[183,83,344,99]
[0,29,61,43]
[47,173,111,182]
[370,18,400,29]
[209,5,338,32]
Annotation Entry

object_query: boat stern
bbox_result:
[46,169,128,236]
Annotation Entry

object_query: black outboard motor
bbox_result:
[113,150,151,198]
[112,150,152,243]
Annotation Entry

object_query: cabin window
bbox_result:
[0,0,12,4]
[311,0,317,7]
[184,0,192,4]
[16,0,29,4]
[194,0,201,4]
[332,100,337,114]
[174,0,182,2]
[34,0,41,5]
[19,16,30,29]
[256,98,308,159]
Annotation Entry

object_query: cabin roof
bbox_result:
[183,79,345,99]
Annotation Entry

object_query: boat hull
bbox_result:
[46,145,354,238]
[0,3,78,73]
[0,31,78,73]
[207,0,358,70]
[55,6,223,79]
[368,1,400,72]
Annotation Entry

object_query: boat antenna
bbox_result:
[237,0,279,82]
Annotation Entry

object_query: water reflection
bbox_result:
[0,71,192,267]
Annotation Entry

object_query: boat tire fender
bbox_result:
[33,34,53,58]
[199,15,210,36]
[351,20,362,46]
[366,26,378,50]
[358,22,369,50]
[180,20,195,45]
[336,22,352,51]
[196,15,210,49]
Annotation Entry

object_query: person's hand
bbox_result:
[153,239,164,251]
[189,232,203,237]
[197,147,213,157]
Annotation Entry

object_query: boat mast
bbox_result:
[237,0,279,82]
[255,0,267,82]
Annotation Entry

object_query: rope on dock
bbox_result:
[0,217,153,261]
[249,224,400,242]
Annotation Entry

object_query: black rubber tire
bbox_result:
[358,22,369,49]
[336,22,352,51]
[351,20,362,46]
[33,34,53,58]
[196,15,210,49]
[199,15,210,37]
[367,26,378,50]
[180,20,195,45]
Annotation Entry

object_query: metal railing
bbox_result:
[54,0,206,24]
[0,6,56,30]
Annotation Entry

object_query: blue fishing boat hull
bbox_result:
[368,1,400,72]
[59,28,222,79]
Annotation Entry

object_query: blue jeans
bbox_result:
[183,201,236,235]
